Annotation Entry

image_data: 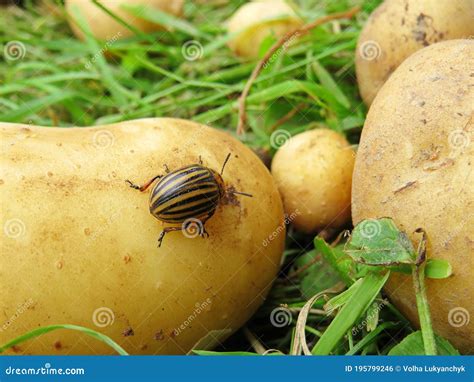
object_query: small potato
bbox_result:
[352,40,473,353]
[226,0,303,59]
[271,129,355,233]
[65,0,184,41]
[356,0,474,106]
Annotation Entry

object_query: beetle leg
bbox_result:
[163,164,170,174]
[200,226,209,239]
[157,226,183,247]
[199,212,214,238]
[126,175,163,192]
[198,155,203,165]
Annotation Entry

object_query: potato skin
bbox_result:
[352,40,474,353]
[271,129,355,233]
[356,0,474,106]
[0,118,285,355]
[226,0,302,59]
[66,0,184,41]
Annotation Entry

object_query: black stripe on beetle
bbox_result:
[125,153,252,247]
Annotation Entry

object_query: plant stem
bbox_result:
[412,263,437,355]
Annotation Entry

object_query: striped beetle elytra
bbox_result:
[126,153,252,247]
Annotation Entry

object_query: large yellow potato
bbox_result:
[226,0,303,59]
[0,118,285,355]
[66,0,184,41]
[352,40,473,353]
[271,129,355,233]
[356,0,474,106]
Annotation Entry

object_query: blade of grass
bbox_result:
[312,271,390,355]
[68,4,136,105]
[0,91,76,122]
[91,0,156,44]
[122,4,208,39]
[346,322,399,355]
[312,60,350,109]
[0,324,128,355]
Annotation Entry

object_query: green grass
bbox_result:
[0,0,434,356]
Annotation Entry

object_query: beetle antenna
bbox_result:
[220,153,232,175]
[232,190,253,197]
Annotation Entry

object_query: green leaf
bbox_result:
[346,218,416,265]
[314,237,354,286]
[295,250,342,299]
[388,331,460,355]
[423,259,453,279]
[390,259,453,279]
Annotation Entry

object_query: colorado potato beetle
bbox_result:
[126,153,252,247]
